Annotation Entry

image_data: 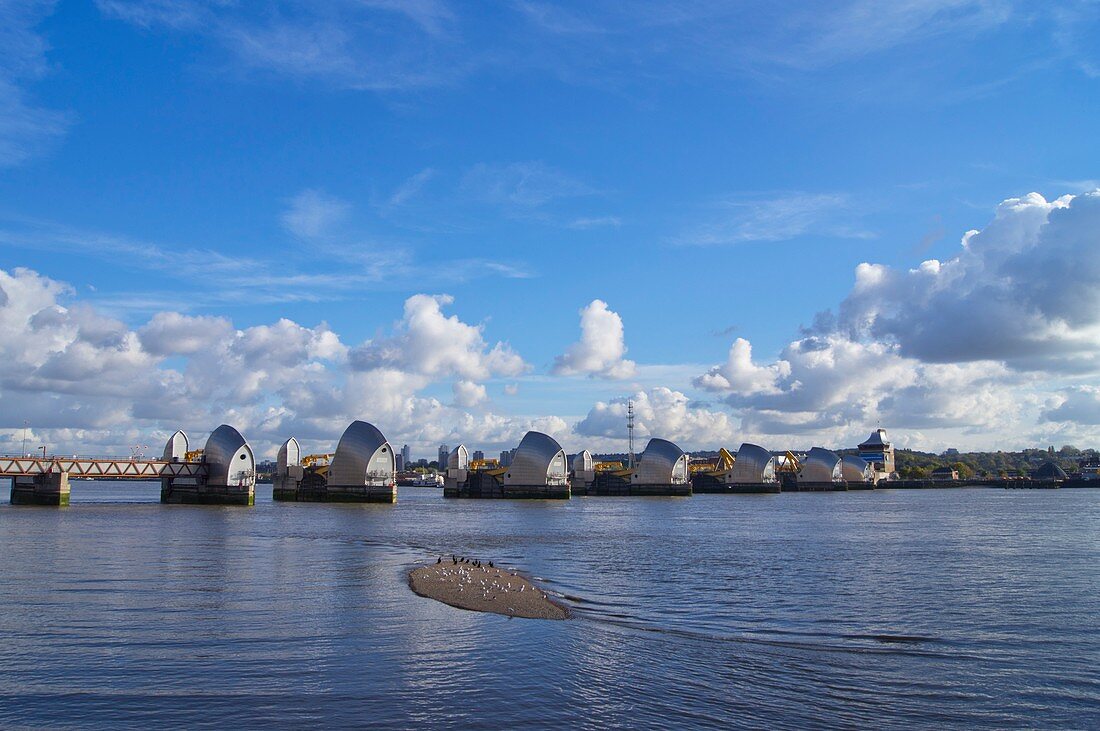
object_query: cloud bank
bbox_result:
[4,190,1100,456]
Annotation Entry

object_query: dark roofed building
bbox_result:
[858,428,895,475]
[1035,461,1068,480]
[931,466,958,481]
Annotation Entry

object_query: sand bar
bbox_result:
[409,560,569,620]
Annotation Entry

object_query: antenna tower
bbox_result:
[627,399,635,468]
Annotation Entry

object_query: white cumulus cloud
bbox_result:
[833,191,1100,372]
[552,299,635,379]
[0,267,548,458]
[452,379,487,408]
[351,294,528,380]
[575,387,736,447]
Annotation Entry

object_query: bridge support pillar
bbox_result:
[11,472,71,506]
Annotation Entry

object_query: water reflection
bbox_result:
[0,483,1098,728]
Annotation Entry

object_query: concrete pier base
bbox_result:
[588,482,692,497]
[692,482,782,494]
[272,486,299,501]
[443,469,569,499]
[790,482,849,492]
[444,483,570,499]
[10,473,70,506]
[160,481,254,505]
[282,484,397,503]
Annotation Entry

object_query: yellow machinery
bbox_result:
[594,461,624,472]
[302,453,334,468]
[776,450,801,473]
[184,448,204,461]
[470,458,499,470]
[690,448,736,475]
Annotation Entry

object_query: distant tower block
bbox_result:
[161,424,256,505]
[858,428,896,478]
[273,421,396,503]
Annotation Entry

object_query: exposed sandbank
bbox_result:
[408,560,569,620]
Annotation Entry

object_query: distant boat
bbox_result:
[411,473,444,488]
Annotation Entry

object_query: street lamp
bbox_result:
[22,420,28,457]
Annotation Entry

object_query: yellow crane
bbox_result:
[690,447,736,475]
[776,450,801,473]
[301,453,334,468]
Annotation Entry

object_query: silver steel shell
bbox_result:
[448,445,469,470]
[729,442,777,483]
[841,455,873,482]
[633,438,690,485]
[504,431,568,486]
[799,447,843,483]
[163,430,189,461]
[278,437,301,472]
[572,449,593,473]
[329,420,395,487]
[203,424,256,488]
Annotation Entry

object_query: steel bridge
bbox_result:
[6,425,255,506]
[0,457,205,479]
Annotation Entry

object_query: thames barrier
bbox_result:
[2,422,911,506]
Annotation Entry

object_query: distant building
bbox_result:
[931,466,959,481]
[401,444,411,466]
[859,429,896,476]
[1078,459,1100,480]
[499,449,515,467]
[438,444,449,470]
[472,450,485,462]
[1034,462,1067,480]
[395,454,405,471]
[943,448,959,457]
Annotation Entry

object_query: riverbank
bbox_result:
[408,560,569,620]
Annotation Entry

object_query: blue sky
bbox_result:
[2,1,1100,458]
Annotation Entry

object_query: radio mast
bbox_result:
[627,400,635,468]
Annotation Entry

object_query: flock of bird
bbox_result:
[426,556,547,607]
[437,555,493,568]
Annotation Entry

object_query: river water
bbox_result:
[0,483,1097,729]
